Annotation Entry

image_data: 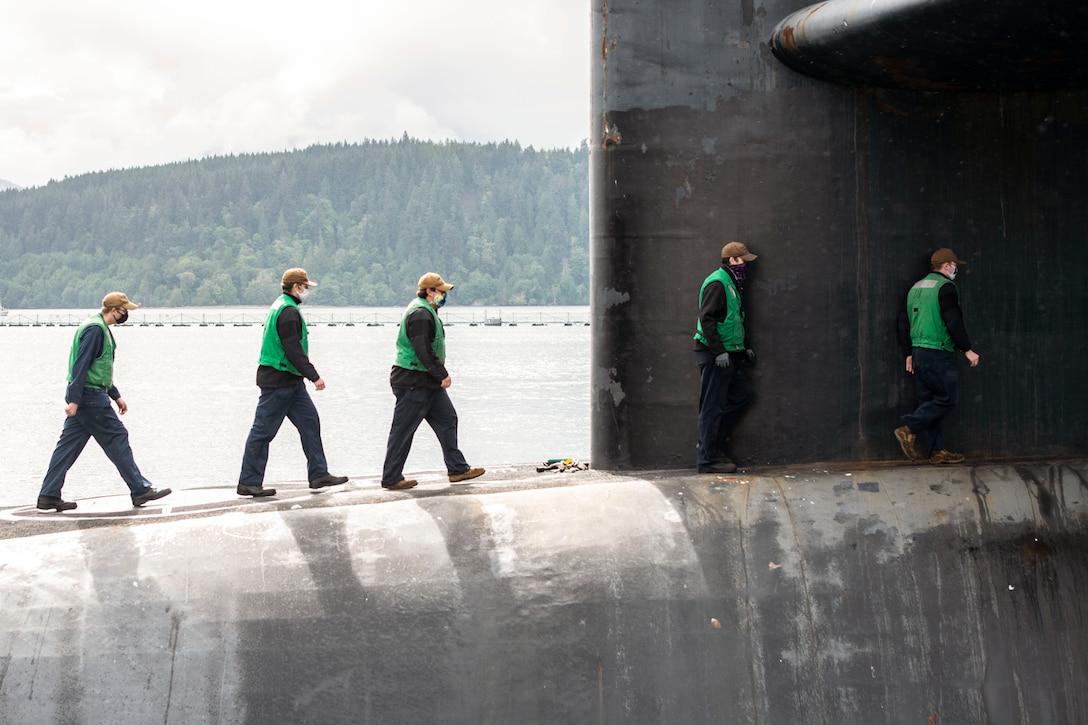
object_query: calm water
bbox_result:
[1,306,590,506]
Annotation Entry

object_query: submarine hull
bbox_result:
[590,0,1088,470]
[1,462,1086,723]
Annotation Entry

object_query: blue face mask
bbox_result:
[728,262,748,286]
[434,291,448,308]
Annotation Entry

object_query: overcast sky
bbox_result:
[1,0,590,189]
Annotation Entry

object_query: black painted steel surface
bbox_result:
[590,0,1088,470]
[2,462,1087,723]
[770,0,1088,91]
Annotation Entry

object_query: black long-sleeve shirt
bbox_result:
[898,280,973,356]
[65,323,121,404]
[256,303,320,387]
[389,306,449,389]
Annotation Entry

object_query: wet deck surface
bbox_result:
[0,463,604,537]
[2,457,1086,723]
[2,456,1073,537]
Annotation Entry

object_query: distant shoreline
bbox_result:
[0,304,592,328]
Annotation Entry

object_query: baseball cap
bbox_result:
[282,268,317,288]
[721,242,757,261]
[102,292,139,310]
[417,272,454,292]
[930,248,966,265]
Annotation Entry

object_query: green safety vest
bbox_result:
[394,297,445,370]
[694,267,745,351]
[907,272,956,352]
[258,294,308,375]
[68,314,115,389]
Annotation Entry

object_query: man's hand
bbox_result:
[64,402,79,417]
[313,378,326,391]
[744,348,756,366]
[714,353,732,369]
[115,397,128,415]
[964,350,980,368]
[905,355,914,374]
[441,375,452,389]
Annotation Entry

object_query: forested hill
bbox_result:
[0,137,589,308]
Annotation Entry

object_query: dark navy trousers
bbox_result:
[382,387,469,486]
[695,349,754,467]
[239,381,329,486]
[902,347,959,456]
[40,389,152,498]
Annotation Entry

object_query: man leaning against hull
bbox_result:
[694,241,758,474]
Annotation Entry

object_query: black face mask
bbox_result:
[116,310,129,324]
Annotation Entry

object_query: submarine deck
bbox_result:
[2,458,1086,723]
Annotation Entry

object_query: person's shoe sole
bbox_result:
[132,488,172,507]
[894,426,919,462]
[383,479,418,491]
[449,467,485,483]
[697,462,737,473]
[310,475,349,489]
[237,485,277,497]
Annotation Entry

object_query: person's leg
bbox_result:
[716,368,754,457]
[696,350,733,467]
[239,386,293,486]
[925,352,958,453]
[424,389,470,475]
[381,388,430,487]
[39,415,93,498]
[902,349,958,457]
[904,355,937,455]
[86,404,153,496]
[284,383,331,482]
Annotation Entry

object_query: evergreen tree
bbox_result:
[0,139,590,307]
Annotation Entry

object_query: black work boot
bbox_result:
[132,488,172,507]
[237,484,277,497]
[37,495,77,512]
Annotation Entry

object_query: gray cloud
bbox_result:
[1,0,589,188]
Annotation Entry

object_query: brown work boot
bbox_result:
[449,467,485,483]
[929,449,965,465]
[894,426,919,462]
[383,479,418,491]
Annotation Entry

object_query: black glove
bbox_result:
[714,352,732,369]
[744,348,756,366]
